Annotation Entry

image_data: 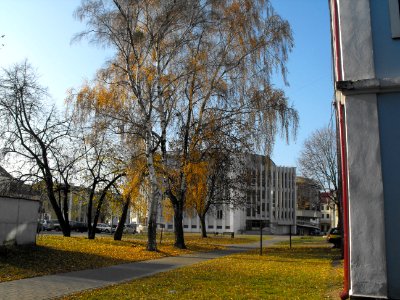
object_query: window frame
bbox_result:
[389,0,400,38]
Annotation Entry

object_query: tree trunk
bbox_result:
[90,174,124,240]
[199,214,207,238]
[62,185,70,234]
[146,151,160,251]
[147,215,157,251]
[87,193,94,239]
[45,177,70,237]
[146,175,160,250]
[114,196,130,241]
[173,202,186,249]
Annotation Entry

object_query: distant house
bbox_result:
[0,166,40,246]
[319,192,338,234]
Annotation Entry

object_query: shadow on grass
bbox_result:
[0,244,131,282]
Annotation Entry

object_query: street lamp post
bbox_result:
[260,220,264,256]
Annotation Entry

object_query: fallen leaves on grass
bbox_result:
[63,238,343,300]
[0,235,225,282]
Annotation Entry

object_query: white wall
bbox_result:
[0,197,40,245]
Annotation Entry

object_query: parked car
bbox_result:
[136,224,146,234]
[43,220,61,231]
[326,227,341,248]
[123,223,137,234]
[69,221,88,232]
[37,220,46,232]
[309,228,321,236]
[96,223,113,233]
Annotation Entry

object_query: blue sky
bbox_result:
[0,0,333,169]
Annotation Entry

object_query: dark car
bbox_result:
[309,228,321,236]
[43,220,61,231]
[37,220,45,232]
[69,221,88,232]
[326,227,341,248]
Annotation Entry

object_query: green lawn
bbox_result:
[63,237,343,300]
[0,233,266,282]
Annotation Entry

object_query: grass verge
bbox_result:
[0,233,266,282]
[62,237,342,300]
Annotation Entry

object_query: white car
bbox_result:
[136,224,146,234]
[96,223,113,233]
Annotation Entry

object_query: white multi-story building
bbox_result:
[319,192,338,234]
[157,154,296,235]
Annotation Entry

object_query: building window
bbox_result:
[322,214,324,219]
[389,0,400,38]
[208,225,214,229]
[217,225,222,229]
[262,203,265,212]
[168,224,173,229]
[225,226,230,229]
[191,225,197,229]
[326,214,330,219]
[246,208,251,217]
[257,206,260,214]
[217,210,223,219]
[184,225,188,228]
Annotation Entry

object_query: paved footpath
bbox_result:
[0,236,288,300]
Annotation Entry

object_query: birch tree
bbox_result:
[164,1,298,248]
[73,0,205,250]
[73,0,298,250]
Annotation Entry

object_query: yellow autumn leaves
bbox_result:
[64,237,343,300]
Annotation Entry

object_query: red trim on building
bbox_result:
[330,0,350,299]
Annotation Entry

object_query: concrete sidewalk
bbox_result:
[0,236,288,300]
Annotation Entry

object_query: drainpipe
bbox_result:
[337,101,350,300]
[330,0,350,298]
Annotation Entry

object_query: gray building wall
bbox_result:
[370,1,400,298]
[332,0,400,298]
[377,93,400,298]
[0,196,40,245]
[345,94,387,297]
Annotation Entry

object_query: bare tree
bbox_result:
[298,126,340,226]
[296,177,321,210]
[0,61,73,236]
[77,123,126,239]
